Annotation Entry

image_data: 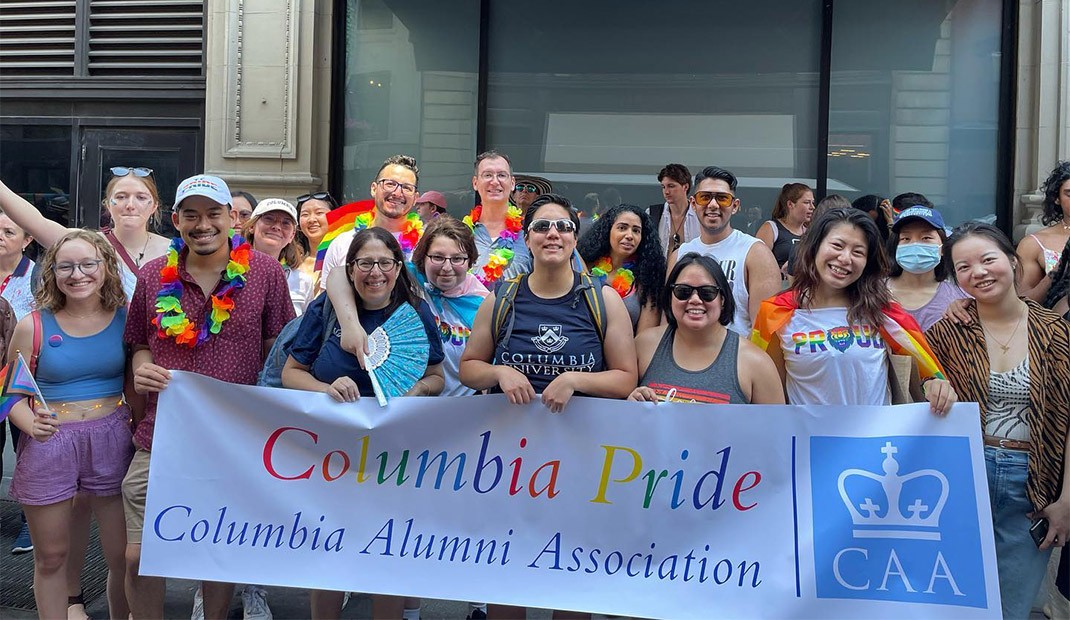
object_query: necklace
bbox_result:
[464,204,523,286]
[982,305,1025,355]
[591,256,636,298]
[154,235,251,347]
[62,308,104,320]
[669,209,685,252]
[118,233,151,266]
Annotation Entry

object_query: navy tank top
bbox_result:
[493,273,605,393]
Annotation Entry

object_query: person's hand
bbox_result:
[32,407,59,442]
[340,323,369,370]
[628,386,659,402]
[1034,496,1070,550]
[923,379,957,416]
[326,376,360,403]
[133,363,171,394]
[879,199,896,227]
[542,373,577,413]
[496,367,535,405]
[941,298,975,324]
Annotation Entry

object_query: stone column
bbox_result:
[204,0,334,201]
[1013,0,1069,240]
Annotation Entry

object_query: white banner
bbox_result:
[142,371,1001,619]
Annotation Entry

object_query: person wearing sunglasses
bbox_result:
[667,166,780,338]
[0,167,171,302]
[281,227,443,620]
[295,191,338,295]
[628,253,783,405]
[6,230,132,620]
[461,194,636,620]
[510,174,552,212]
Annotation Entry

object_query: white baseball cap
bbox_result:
[251,198,298,222]
[174,174,232,210]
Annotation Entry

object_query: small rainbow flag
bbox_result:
[313,200,376,272]
[0,362,13,422]
[0,352,48,421]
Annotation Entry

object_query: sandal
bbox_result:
[68,592,91,620]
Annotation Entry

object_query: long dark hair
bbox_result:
[661,253,734,329]
[886,217,950,281]
[1041,161,1070,226]
[577,204,665,308]
[941,222,1022,290]
[344,227,420,314]
[791,207,891,328]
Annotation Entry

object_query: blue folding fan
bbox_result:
[365,303,429,407]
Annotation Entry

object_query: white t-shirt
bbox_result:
[424,299,476,397]
[284,265,314,316]
[320,229,413,285]
[676,229,761,337]
[780,306,890,406]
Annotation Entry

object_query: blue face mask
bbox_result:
[896,243,942,274]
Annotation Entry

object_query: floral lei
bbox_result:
[154,235,251,347]
[348,205,424,254]
[591,256,636,298]
[463,204,523,285]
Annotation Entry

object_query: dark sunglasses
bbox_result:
[671,284,720,302]
[693,191,735,209]
[110,166,153,178]
[514,183,539,193]
[527,218,576,234]
[296,191,336,206]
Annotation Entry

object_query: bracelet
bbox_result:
[414,379,426,396]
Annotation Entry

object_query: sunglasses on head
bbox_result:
[110,166,153,178]
[514,183,539,193]
[527,218,576,234]
[296,191,333,204]
[671,284,720,302]
[693,191,735,209]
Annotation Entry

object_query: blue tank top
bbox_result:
[493,273,605,393]
[36,308,126,401]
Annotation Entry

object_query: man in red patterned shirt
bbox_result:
[121,174,295,619]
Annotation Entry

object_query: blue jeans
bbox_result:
[985,446,1052,619]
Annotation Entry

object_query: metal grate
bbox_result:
[88,0,204,77]
[0,0,78,77]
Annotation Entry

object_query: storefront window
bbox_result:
[0,123,73,232]
[828,0,1003,225]
[484,0,823,220]
[340,0,480,211]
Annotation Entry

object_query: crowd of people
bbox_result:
[0,154,1068,620]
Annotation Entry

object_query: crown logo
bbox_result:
[837,441,949,540]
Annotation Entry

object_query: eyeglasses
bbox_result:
[527,218,576,235]
[514,183,539,193]
[693,191,736,209]
[375,179,417,195]
[352,258,400,273]
[671,284,720,302]
[110,166,153,178]
[479,172,512,182]
[296,191,337,208]
[426,254,469,266]
[54,260,103,277]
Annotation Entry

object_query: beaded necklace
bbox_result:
[591,256,636,298]
[154,235,251,347]
[464,204,523,286]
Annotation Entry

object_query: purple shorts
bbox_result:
[9,404,134,506]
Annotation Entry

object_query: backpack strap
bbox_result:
[648,203,664,231]
[29,310,42,374]
[575,272,608,343]
[320,295,337,347]
[491,274,525,345]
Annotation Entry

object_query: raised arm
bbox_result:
[0,180,71,247]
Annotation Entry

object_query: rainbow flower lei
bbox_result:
[591,256,636,298]
[340,206,424,254]
[463,204,523,286]
[154,235,251,347]
[314,201,424,271]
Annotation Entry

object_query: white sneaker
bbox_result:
[191,585,205,620]
[241,585,273,620]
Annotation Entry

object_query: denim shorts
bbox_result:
[9,404,134,506]
[985,446,1053,619]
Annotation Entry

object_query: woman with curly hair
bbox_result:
[1018,161,1070,301]
[577,204,666,332]
[752,208,957,412]
[6,230,132,619]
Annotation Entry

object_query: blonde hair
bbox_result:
[242,214,305,267]
[102,173,163,231]
[35,230,127,312]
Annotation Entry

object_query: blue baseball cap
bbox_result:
[892,205,945,232]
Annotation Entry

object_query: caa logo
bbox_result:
[810,436,986,608]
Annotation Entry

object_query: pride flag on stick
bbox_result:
[0,352,50,421]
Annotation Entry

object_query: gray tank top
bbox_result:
[640,327,748,404]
